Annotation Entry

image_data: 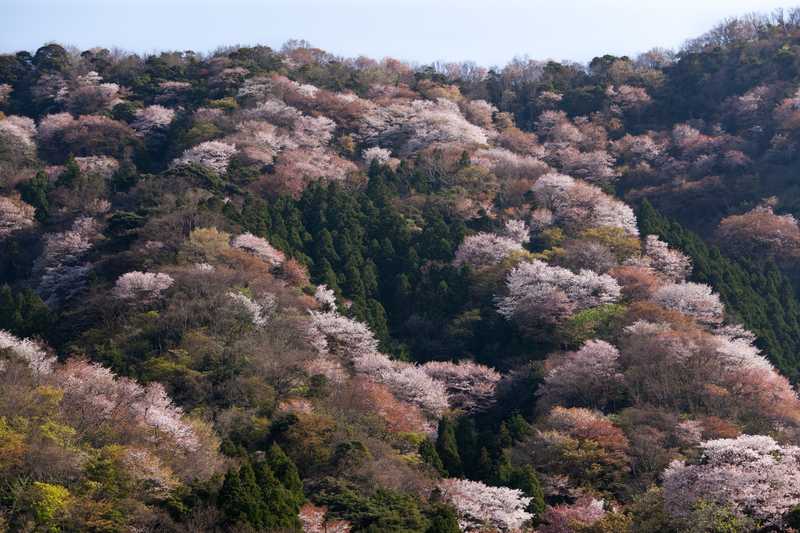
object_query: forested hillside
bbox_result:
[3,8,800,532]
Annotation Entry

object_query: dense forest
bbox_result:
[4,7,800,532]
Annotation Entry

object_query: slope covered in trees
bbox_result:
[3,8,800,532]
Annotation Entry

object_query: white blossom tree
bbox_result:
[531,173,638,235]
[35,217,99,307]
[362,146,392,165]
[662,435,800,527]
[0,329,55,375]
[172,141,237,174]
[497,260,621,328]
[422,360,502,413]
[437,478,533,532]
[643,235,692,281]
[453,232,524,269]
[113,272,175,301]
[650,282,724,324]
[131,105,176,135]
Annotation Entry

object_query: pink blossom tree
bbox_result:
[538,340,625,410]
[537,496,606,533]
[231,233,286,267]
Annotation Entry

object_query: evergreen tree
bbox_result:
[425,504,461,533]
[436,418,462,477]
[455,418,478,475]
[254,460,301,530]
[476,447,494,482]
[510,465,546,522]
[218,467,249,526]
[17,171,50,222]
[266,443,304,507]
[418,439,445,475]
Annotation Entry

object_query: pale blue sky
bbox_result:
[1,0,796,65]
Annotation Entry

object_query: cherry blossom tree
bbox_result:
[611,133,664,163]
[650,282,724,324]
[35,217,100,307]
[606,84,652,111]
[643,235,692,281]
[227,291,270,327]
[471,147,549,181]
[272,147,358,194]
[57,358,201,453]
[497,260,621,327]
[422,360,502,413]
[356,98,488,155]
[453,232,524,269]
[362,146,392,165]
[0,115,37,148]
[74,155,119,179]
[460,99,497,129]
[299,503,351,533]
[0,83,11,105]
[0,115,38,181]
[773,89,800,131]
[313,284,337,311]
[0,195,36,239]
[552,147,618,186]
[172,141,237,174]
[536,110,584,146]
[0,329,55,375]
[231,233,286,267]
[113,271,175,301]
[538,496,606,533]
[503,219,530,244]
[437,478,533,532]
[66,79,122,115]
[662,435,800,527]
[307,311,449,417]
[531,173,638,235]
[131,105,176,135]
[538,340,625,410]
[716,205,800,260]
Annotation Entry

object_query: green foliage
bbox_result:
[0,285,51,338]
[510,465,546,520]
[27,482,70,531]
[558,304,627,348]
[17,171,51,222]
[435,418,462,477]
[315,478,429,532]
[425,504,461,533]
[418,438,445,475]
[219,458,301,531]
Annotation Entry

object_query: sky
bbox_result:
[1,0,797,66]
